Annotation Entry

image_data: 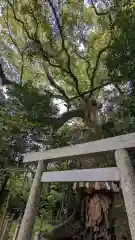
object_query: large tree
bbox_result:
[0,0,133,239]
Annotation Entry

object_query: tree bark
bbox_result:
[13,215,22,240]
[0,176,9,209]
[1,217,9,240]
[1,214,14,240]
[17,161,46,240]
[0,191,11,236]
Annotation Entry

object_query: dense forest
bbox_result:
[0,0,135,239]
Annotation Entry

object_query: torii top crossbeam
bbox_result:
[24,132,135,163]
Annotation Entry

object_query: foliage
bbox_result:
[0,0,113,104]
[0,80,59,170]
[106,0,135,85]
[0,0,135,238]
[105,0,135,136]
[7,172,63,222]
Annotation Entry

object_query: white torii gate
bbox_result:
[17,132,135,240]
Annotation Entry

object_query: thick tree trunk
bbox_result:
[73,125,115,239]
[80,189,114,240]
[75,186,114,240]
[17,161,45,240]
[42,185,115,240]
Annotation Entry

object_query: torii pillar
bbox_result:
[115,149,135,239]
[17,161,45,240]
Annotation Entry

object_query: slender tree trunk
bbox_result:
[0,191,11,236]
[1,214,14,240]
[17,161,46,240]
[0,176,9,209]
[1,217,9,240]
[13,214,22,240]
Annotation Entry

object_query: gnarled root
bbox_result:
[42,212,83,240]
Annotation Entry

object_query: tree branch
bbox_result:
[34,77,121,144]
[91,0,115,32]
[114,83,123,94]
[44,108,84,131]
[43,62,71,109]
[0,60,113,106]
[86,61,92,81]
[29,5,39,37]
[91,0,109,16]
[0,64,14,85]
[57,108,84,128]
[84,1,113,96]
[8,0,84,101]
[20,56,24,85]
[4,7,24,85]
[69,80,112,102]
[4,16,22,56]
[31,108,84,144]
[73,42,92,82]
[42,212,82,240]
[89,42,111,93]
[47,0,84,99]
[7,0,33,40]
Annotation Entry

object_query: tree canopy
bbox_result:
[0,0,135,239]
